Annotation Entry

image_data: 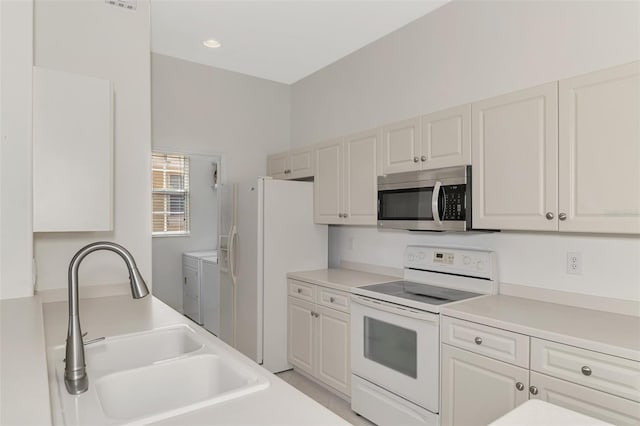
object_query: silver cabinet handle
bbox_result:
[474,336,483,345]
[529,386,538,395]
[297,288,302,293]
[546,212,554,220]
[413,156,419,163]
[329,296,335,303]
[581,366,592,376]
[515,382,525,391]
[421,155,427,162]
[559,213,567,221]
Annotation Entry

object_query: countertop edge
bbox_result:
[441,296,640,361]
[1,295,53,426]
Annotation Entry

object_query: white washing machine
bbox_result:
[182,250,217,325]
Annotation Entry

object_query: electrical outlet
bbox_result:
[567,252,582,275]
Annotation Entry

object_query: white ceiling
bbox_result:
[150,1,449,84]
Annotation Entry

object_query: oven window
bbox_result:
[363,316,417,378]
[378,188,434,221]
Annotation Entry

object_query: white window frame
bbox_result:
[152,152,190,237]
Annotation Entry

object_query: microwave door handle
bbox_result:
[432,181,442,226]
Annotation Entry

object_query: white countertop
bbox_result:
[490,400,612,425]
[2,294,349,425]
[287,268,398,291]
[441,294,640,361]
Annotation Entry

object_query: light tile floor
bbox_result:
[276,370,374,426]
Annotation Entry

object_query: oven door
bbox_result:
[351,295,440,413]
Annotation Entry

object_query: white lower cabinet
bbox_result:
[530,372,640,425]
[441,344,529,426]
[441,316,640,426]
[287,279,351,396]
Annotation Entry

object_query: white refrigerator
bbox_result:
[218,178,327,373]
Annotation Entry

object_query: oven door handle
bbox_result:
[431,181,442,226]
[351,295,439,323]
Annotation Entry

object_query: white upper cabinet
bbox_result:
[558,61,640,234]
[314,130,378,225]
[472,82,559,231]
[381,117,422,174]
[267,146,314,180]
[421,104,471,169]
[381,107,471,176]
[343,128,379,225]
[266,152,289,179]
[314,139,343,224]
[32,67,113,232]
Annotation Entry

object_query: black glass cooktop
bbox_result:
[358,281,481,306]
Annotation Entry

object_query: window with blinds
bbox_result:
[152,153,190,235]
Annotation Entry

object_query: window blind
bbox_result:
[152,153,190,235]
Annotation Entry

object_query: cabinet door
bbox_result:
[421,104,471,169]
[343,129,378,225]
[289,147,314,179]
[559,61,640,234]
[472,82,558,231]
[530,372,640,425]
[267,152,289,179]
[33,66,113,231]
[381,117,422,174]
[316,305,350,396]
[441,344,529,426]
[287,296,315,376]
[314,139,343,224]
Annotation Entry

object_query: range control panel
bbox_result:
[404,245,495,280]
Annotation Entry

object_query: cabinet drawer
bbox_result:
[317,287,350,313]
[442,316,529,368]
[531,338,640,402]
[288,279,315,302]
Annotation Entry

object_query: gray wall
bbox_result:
[152,53,291,182]
[292,0,640,302]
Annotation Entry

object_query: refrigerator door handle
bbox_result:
[228,225,238,286]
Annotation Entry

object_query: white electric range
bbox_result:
[350,245,497,426]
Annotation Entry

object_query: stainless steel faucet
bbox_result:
[64,241,149,395]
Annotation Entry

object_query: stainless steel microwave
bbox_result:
[377,166,471,231]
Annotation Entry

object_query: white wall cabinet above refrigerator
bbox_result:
[32,66,113,232]
[381,105,471,175]
[313,129,378,225]
[267,146,314,180]
[473,61,640,234]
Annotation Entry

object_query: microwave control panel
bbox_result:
[442,184,466,220]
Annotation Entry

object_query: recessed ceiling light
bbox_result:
[203,39,222,49]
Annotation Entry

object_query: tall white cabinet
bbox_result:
[313,129,378,225]
[558,61,640,234]
[472,82,559,231]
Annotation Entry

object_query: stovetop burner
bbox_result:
[357,280,482,306]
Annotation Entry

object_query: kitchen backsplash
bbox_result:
[329,226,640,303]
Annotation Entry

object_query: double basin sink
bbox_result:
[49,325,270,425]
